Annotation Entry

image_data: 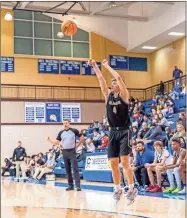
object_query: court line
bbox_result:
[3,205,150,218]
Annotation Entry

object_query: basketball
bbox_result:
[61,20,78,36]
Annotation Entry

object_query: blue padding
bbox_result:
[54,168,66,175]
[78,160,85,168]
[83,170,113,182]
[84,152,107,156]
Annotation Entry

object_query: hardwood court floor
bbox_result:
[1,180,185,218]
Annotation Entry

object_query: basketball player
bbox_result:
[88,59,138,204]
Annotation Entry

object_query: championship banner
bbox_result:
[85,155,111,171]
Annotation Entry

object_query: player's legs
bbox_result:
[110,157,120,185]
[120,155,134,189]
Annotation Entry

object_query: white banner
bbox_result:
[85,155,111,171]
[25,102,45,123]
[61,103,81,123]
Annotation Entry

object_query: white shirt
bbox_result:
[155,149,173,165]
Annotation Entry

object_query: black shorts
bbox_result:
[108,128,131,159]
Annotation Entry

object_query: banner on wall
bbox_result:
[46,103,61,123]
[25,102,45,123]
[61,103,81,123]
[85,155,111,171]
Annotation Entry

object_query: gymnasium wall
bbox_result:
[1,8,151,89]
[150,37,186,84]
[1,101,105,123]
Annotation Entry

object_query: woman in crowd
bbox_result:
[173,124,186,139]
[145,141,173,192]
[20,156,32,179]
[132,126,139,141]
[158,113,169,130]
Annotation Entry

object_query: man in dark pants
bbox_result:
[47,120,84,191]
[133,141,154,191]
[12,141,26,178]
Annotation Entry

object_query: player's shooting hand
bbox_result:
[102,59,108,67]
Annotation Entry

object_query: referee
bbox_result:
[47,120,84,191]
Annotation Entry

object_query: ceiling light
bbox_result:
[4,12,13,21]
[168,32,185,36]
[142,46,157,50]
[109,2,117,8]
[57,32,64,38]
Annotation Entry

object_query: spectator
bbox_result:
[1,157,15,177]
[181,84,186,95]
[133,141,154,191]
[143,119,163,142]
[173,124,185,138]
[100,132,109,148]
[33,152,55,181]
[138,122,149,139]
[132,126,138,141]
[85,138,95,153]
[163,138,186,194]
[138,102,145,114]
[92,131,102,148]
[145,141,173,192]
[93,121,102,131]
[159,81,165,95]
[36,153,46,167]
[12,141,26,178]
[158,113,169,130]
[172,66,183,85]
[20,156,32,179]
[179,113,186,130]
[143,115,151,127]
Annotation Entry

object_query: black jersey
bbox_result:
[106,93,130,128]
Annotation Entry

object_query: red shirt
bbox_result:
[101,136,109,147]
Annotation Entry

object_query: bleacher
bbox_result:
[51,94,186,183]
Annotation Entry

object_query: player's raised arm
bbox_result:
[88,59,109,100]
[102,59,129,104]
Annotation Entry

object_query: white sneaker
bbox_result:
[178,187,186,194]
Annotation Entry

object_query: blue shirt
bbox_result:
[136,148,154,168]
[173,69,182,79]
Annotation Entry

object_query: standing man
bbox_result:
[172,66,183,86]
[12,141,26,179]
[47,120,84,191]
[88,59,138,204]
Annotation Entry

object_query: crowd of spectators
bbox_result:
[1,73,186,194]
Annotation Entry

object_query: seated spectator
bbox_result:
[179,113,186,130]
[1,157,15,177]
[158,113,169,130]
[173,124,186,139]
[181,84,186,95]
[143,119,163,143]
[132,126,138,141]
[138,101,145,114]
[85,138,95,153]
[138,122,149,139]
[163,138,186,194]
[99,132,109,148]
[143,115,151,127]
[174,81,182,94]
[169,89,179,100]
[93,121,102,131]
[20,156,32,179]
[132,117,138,128]
[36,153,46,167]
[33,152,55,181]
[145,141,173,192]
[133,141,154,191]
[92,131,102,148]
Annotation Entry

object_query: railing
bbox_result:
[1,76,185,101]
